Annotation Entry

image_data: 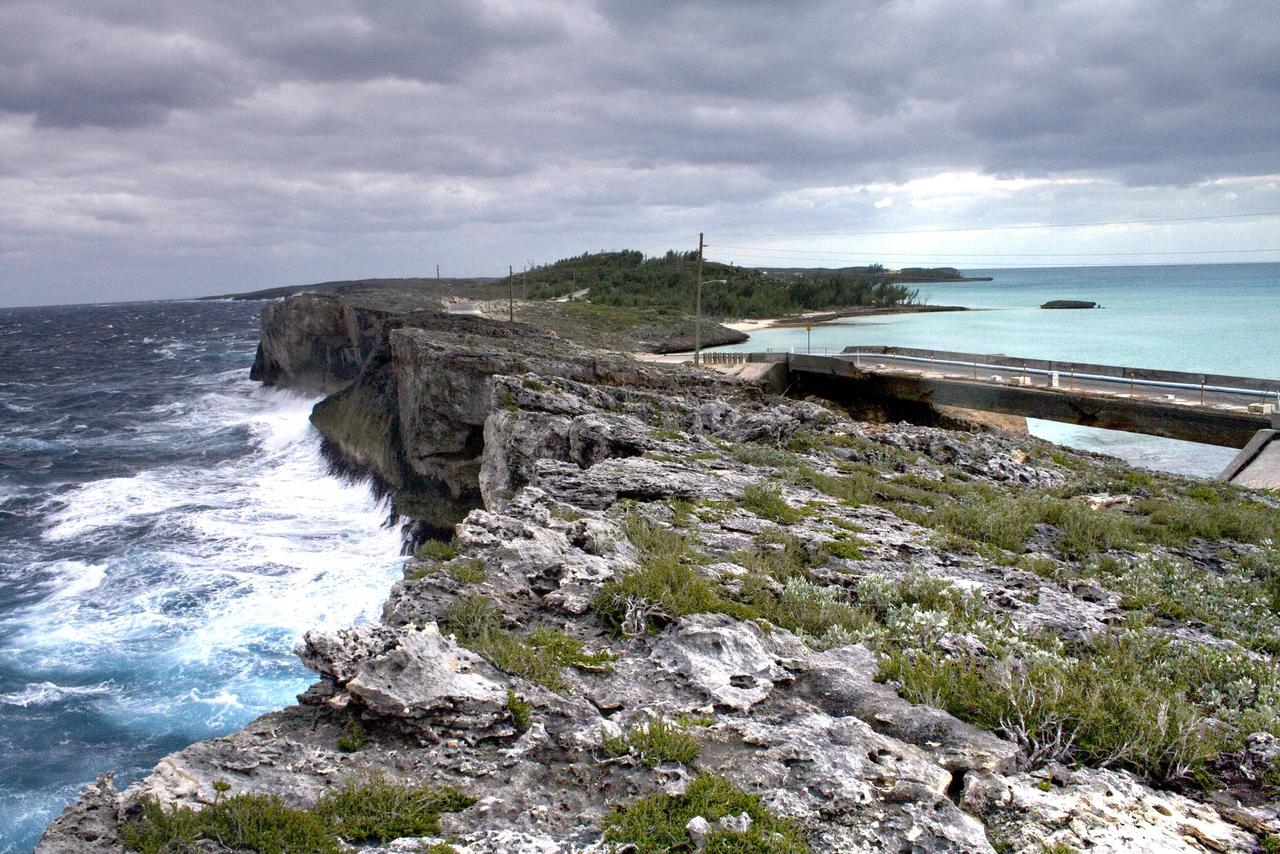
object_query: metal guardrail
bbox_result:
[701,352,749,365]
[839,350,1280,411]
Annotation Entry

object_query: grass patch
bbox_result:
[314,777,475,844]
[603,716,701,768]
[732,528,818,582]
[744,577,874,650]
[602,775,808,854]
[880,633,1233,784]
[414,538,460,562]
[728,444,801,470]
[594,517,755,636]
[821,536,866,561]
[441,596,613,690]
[668,498,697,528]
[507,689,531,731]
[122,793,338,854]
[447,559,487,585]
[741,482,807,525]
[336,721,365,753]
[120,777,475,854]
[1055,553,1280,653]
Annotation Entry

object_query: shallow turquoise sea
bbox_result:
[715,263,1280,477]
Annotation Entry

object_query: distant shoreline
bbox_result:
[723,304,969,332]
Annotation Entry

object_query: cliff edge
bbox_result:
[40,294,1280,853]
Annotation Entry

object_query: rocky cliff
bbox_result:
[41,294,1280,853]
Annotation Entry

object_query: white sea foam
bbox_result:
[0,681,115,707]
[15,377,404,726]
[40,560,107,600]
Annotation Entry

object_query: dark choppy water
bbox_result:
[0,301,403,852]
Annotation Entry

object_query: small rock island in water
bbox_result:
[1040,299,1100,309]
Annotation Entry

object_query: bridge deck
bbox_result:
[751,347,1279,448]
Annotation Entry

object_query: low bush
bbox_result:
[336,721,365,753]
[506,689,531,731]
[122,793,338,854]
[414,538,460,561]
[603,716,701,768]
[879,636,1226,783]
[120,777,474,853]
[741,482,808,525]
[443,596,614,690]
[602,775,808,854]
[314,777,475,843]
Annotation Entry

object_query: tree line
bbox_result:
[524,250,928,318]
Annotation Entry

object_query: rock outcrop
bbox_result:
[43,293,1280,853]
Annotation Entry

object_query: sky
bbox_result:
[1,0,1278,307]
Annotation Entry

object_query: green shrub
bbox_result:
[1080,553,1280,653]
[447,559,487,584]
[314,777,475,843]
[602,775,808,854]
[336,721,365,753]
[821,537,866,561]
[880,637,1225,783]
[443,597,613,690]
[440,595,504,641]
[745,577,874,649]
[527,627,617,671]
[507,689,532,731]
[741,482,807,525]
[729,444,800,470]
[603,716,701,768]
[594,517,753,635]
[415,538,460,561]
[732,528,817,582]
[1138,494,1280,546]
[121,793,340,854]
[1030,496,1139,558]
[933,496,1034,553]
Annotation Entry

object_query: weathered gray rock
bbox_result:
[299,623,507,731]
[963,767,1255,853]
[650,614,799,712]
[34,774,120,854]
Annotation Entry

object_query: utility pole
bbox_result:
[695,232,704,366]
[508,265,514,322]
[436,264,440,280]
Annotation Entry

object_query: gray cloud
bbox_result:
[0,0,1278,305]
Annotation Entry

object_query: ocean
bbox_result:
[719,263,1280,478]
[0,301,404,852]
[1,263,1277,851]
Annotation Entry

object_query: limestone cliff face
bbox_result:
[249,294,396,394]
[257,293,745,532]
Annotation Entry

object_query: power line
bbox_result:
[716,210,1280,239]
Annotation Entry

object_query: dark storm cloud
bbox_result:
[0,3,247,128]
[1,0,1278,305]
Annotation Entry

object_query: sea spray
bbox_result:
[0,301,405,853]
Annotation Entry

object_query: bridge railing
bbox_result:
[838,349,1280,412]
[701,351,748,365]
[840,345,1280,394]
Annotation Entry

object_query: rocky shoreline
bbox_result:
[41,293,1280,852]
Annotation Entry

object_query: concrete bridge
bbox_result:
[708,346,1280,486]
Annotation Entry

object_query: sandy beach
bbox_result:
[723,304,968,332]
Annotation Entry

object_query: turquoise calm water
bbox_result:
[716,263,1280,477]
